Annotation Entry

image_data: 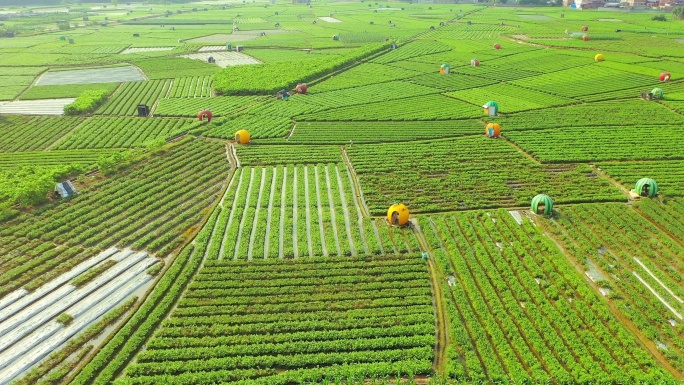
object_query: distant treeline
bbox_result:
[0,0,198,6]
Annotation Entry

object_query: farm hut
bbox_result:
[531,194,553,216]
[471,59,480,67]
[55,180,78,199]
[483,101,499,116]
[198,109,213,122]
[207,56,216,63]
[595,54,605,62]
[226,43,232,50]
[235,129,251,144]
[582,35,590,41]
[439,64,450,74]
[276,89,291,100]
[660,72,671,82]
[332,35,340,41]
[387,204,410,226]
[493,43,501,50]
[485,123,501,138]
[636,178,658,197]
[295,83,308,94]
[582,25,589,31]
[651,88,664,99]
[136,104,150,117]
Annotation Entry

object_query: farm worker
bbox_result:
[349,139,353,147]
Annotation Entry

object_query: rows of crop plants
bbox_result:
[0,138,228,296]
[488,100,683,130]
[418,210,672,383]
[597,161,684,197]
[0,66,45,100]
[505,125,684,163]
[511,66,656,98]
[347,136,623,215]
[371,40,453,65]
[452,66,542,83]
[20,83,119,100]
[289,120,482,144]
[635,199,684,243]
[410,72,497,92]
[170,76,213,98]
[0,149,122,170]
[213,43,391,95]
[205,115,292,140]
[537,203,684,374]
[97,80,172,116]
[154,96,261,117]
[297,94,479,121]
[448,83,575,113]
[236,145,342,166]
[311,63,422,93]
[117,254,434,385]
[55,117,201,149]
[204,165,419,260]
[0,116,83,152]
[305,81,441,109]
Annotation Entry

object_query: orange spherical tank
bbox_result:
[493,43,501,50]
[235,129,251,144]
[485,123,501,138]
[387,204,410,226]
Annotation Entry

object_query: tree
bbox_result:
[674,6,684,20]
[112,0,118,8]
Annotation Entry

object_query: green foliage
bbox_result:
[21,83,119,100]
[673,6,684,20]
[56,313,74,326]
[0,164,83,209]
[64,89,111,115]
[213,43,390,95]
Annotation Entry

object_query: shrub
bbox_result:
[64,89,110,115]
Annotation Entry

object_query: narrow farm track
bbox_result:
[345,166,370,254]
[304,166,314,258]
[292,167,299,259]
[279,167,288,259]
[219,169,244,260]
[263,167,277,259]
[247,168,267,261]
[412,220,448,376]
[324,165,342,255]
[341,146,370,217]
[536,218,684,380]
[335,166,356,256]
[234,168,256,260]
[314,166,329,257]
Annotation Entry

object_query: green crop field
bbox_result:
[2,1,684,385]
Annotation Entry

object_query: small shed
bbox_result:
[485,123,501,138]
[439,63,450,74]
[595,53,605,62]
[235,129,251,144]
[493,43,501,50]
[207,56,216,63]
[660,72,671,82]
[332,35,340,41]
[635,178,658,198]
[651,88,664,99]
[198,109,213,122]
[581,25,589,31]
[55,181,78,199]
[483,101,498,116]
[387,204,410,226]
[276,89,291,100]
[136,104,150,117]
[531,194,553,216]
[471,59,480,67]
[582,35,590,41]
[295,83,308,94]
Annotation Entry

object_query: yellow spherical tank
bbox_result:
[235,129,251,144]
[594,53,605,62]
[387,204,410,226]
